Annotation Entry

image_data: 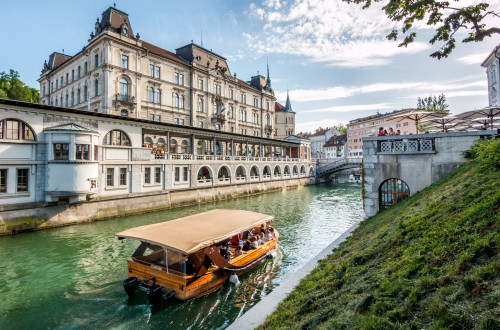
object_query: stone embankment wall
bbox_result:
[0,178,312,235]
[362,130,497,217]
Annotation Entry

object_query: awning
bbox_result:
[115,209,274,254]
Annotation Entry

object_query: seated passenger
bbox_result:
[260,223,267,235]
[231,234,240,245]
[220,244,229,259]
[257,233,265,245]
[267,228,276,240]
[234,245,244,257]
[242,240,256,251]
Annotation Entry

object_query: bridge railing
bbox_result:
[377,138,435,154]
[316,157,362,175]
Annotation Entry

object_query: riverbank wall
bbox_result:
[0,177,313,235]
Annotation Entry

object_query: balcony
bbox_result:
[211,113,226,124]
[115,93,135,105]
[265,124,273,134]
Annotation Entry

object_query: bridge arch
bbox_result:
[379,178,410,208]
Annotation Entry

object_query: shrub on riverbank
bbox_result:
[261,141,500,329]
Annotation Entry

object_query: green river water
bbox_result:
[0,183,362,329]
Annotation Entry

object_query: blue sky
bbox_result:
[1,0,498,133]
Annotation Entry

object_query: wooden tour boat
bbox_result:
[116,209,279,303]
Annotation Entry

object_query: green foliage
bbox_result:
[468,138,500,171]
[332,123,347,135]
[343,0,500,59]
[416,94,449,112]
[261,161,500,329]
[0,69,39,103]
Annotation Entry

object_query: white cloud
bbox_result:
[245,0,430,67]
[456,53,489,65]
[305,103,394,113]
[276,78,487,102]
[408,90,488,98]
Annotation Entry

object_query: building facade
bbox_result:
[346,109,417,158]
[323,134,346,159]
[0,99,313,208]
[38,7,276,139]
[481,44,500,107]
[309,128,341,160]
[274,92,296,139]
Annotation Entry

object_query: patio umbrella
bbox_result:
[420,115,459,132]
[395,111,448,134]
[457,107,500,130]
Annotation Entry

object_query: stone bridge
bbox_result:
[316,157,362,179]
[362,130,498,217]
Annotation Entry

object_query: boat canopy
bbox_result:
[115,209,274,254]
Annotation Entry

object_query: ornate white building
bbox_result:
[274,92,296,139]
[38,6,277,139]
[482,44,500,106]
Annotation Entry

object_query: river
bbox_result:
[0,183,362,329]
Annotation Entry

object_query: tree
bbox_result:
[417,93,449,112]
[0,70,39,103]
[332,123,347,135]
[344,0,500,59]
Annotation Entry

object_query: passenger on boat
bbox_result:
[267,228,276,240]
[257,233,265,245]
[231,234,240,245]
[220,244,229,259]
[234,245,244,257]
[242,229,254,240]
[242,240,257,251]
[260,223,267,235]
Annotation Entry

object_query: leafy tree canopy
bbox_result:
[332,123,348,135]
[0,69,39,103]
[417,93,450,112]
[343,0,500,59]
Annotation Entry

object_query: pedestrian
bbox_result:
[377,127,384,136]
[388,128,395,136]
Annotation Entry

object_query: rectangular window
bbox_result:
[150,64,154,77]
[180,119,185,125]
[199,122,203,128]
[179,74,184,86]
[119,168,127,185]
[155,167,161,183]
[94,80,98,97]
[84,86,88,101]
[78,66,81,78]
[230,89,233,99]
[122,55,129,69]
[0,169,6,193]
[84,62,88,74]
[214,84,221,95]
[5,120,19,140]
[54,144,69,160]
[17,169,28,192]
[183,167,188,181]
[106,168,114,186]
[155,115,161,122]
[198,79,203,90]
[144,167,151,184]
[156,66,160,79]
[56,80,59,90]
[174,72,179,84]
[75,144,90,160]
[149,114,155,121]
[174,118,179,124]
[174,167,180,182]
[71,70,74,81]
[95,54,99,68]
[66,73,69,85]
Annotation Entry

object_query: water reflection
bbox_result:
[0,183,362,329]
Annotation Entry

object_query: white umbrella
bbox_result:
[421,115,460,132]
[457,107,500,130]
[395,111,448,134]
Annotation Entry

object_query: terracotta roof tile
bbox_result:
[142,41,188,65]
[275,102,285,112]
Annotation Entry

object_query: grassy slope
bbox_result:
[261,162,500,329]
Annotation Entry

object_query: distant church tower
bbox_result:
[274,91,296,139]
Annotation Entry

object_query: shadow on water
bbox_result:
[0,183,362,329]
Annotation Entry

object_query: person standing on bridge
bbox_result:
[378,128,384,136]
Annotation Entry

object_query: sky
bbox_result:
[1,0,499,133]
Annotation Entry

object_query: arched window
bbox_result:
[309,167,314,177]
[197,166,212,181]
[170,139,178,153]
[157,138,165,150]
[380,178,410,208]
[266,114,270,125]
[274,165,281,176]
[293,165,299,175]
[218,166,230,179]
[197,140,204,155]
[213,102,217,114]
[77,89,81,104]
[263,166,271,177]
[84,85,88,101]
[180,95,184,108]
[120,109,129,117]
[155,89,161,104]
[148,87,154,102]
[144,137,153,148]
[65,94,69,107]
[71,92,74,106]
[236,166,246,179]
[229,106,233,118]
[174,93,179,107]
[198,99,204,112]
[59,96,62,106]
[120,78,128,100]
[181,140,188,154]
[300,165,306,175]
[0,119,36,141]
[284,165,290,175]
[250,166,259,178]
[103,130,131,146]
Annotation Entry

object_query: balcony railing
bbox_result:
[378,138,435,154]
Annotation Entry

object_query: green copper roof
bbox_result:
[44,123,98,134]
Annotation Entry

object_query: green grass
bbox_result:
[261,159,500,329]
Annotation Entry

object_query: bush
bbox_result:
[466,139,500,171]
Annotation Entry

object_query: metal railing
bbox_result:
[152,154,303,162]
[316,157,362,175]
[378,138,435,154]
